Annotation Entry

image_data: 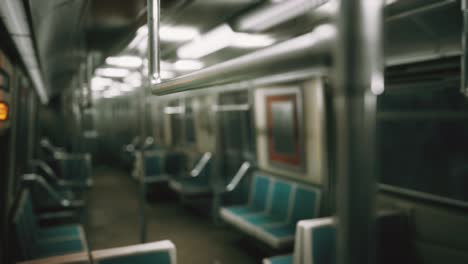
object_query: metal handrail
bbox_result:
[225,161,252,192]
[151,24,335,95]
[40,138,65,154]
[29,160,90,188]
[21,174,84,208]
[190,152,212,178]
[29,159,59,182]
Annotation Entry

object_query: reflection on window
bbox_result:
[378,85,468,203]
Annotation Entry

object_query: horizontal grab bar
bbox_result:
[152,24,335,96]
[22,174,84,208]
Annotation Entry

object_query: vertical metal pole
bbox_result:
[334,1,384,264]
[148,0,161,84]
[138,0,160,243]
[211,94,223,225]
[462,0,468,96]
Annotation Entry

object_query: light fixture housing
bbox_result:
[177,24,276,59]
[106,56,143,68]
[95,68,130,78]
[91,76,112,91]
[173,60,204,71]
[160,25,199,42]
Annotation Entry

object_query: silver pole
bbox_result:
[148,0,161,84]
[138,0,160,244]
[151,25,335,95]
[462,0,468,96]
[334,1,384,264]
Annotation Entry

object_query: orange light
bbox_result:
[0,102,8,121]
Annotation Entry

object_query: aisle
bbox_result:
[86,166,259,264]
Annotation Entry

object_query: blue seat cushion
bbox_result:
[224,205,263,216]
[96,250,172,264]
[262,224,296,239]
[35,238,85,258]
[264,254,293,264]
[38,224,81,239]
[242,214,284,226]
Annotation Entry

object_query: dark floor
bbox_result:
[86,166,260,264]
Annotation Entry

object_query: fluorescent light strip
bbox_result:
[177,24,276,59]
[231,33,276,48]
[236,0,330,32]
[106,56,143,68]
[173,60,204,71]
[177,24,233,59]
[96,68,130,78]
[160,25,199,42]
[91,76,112,91]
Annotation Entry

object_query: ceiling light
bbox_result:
[173,60,204,71]
[177,24,233,59]
[119,83,135,92]
[124,72,142,87]
[106,56,143,68]
[161,70,176,79]
[137,36,149,54]
[177,23,277,59]
[231,33,276,48]
[138,25,148,36]
[91,76,112,91]
[160,25,199,42]
[96,68,130,78]
[102,89,121,99]
[236,0,327,32]
[127,25,148,51]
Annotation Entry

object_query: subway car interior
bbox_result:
[1,0,468,263]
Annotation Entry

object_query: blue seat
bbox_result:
[220,172,321,249]
[16,252,90,264]
[263,217,335,264]
[14,190,87,261]
[143,150,169,183]
[92,240,177,264]
[263,254,293,264]
[263,211,406,264]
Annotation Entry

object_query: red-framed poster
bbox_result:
[265,87,304,170]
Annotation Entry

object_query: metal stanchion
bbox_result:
[333,1,384,264]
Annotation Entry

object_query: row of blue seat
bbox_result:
[220,172,322,249]
[14,190,87,260]
[264,212,406,264]
[15,189,178,264]
[17,240,177,264]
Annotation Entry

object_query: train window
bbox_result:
[379,60,468,204]
[0,69,9,92]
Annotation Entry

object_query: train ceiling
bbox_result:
[20,0,462,102]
